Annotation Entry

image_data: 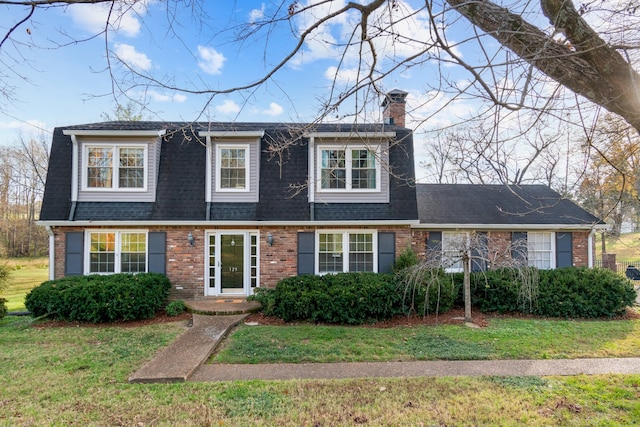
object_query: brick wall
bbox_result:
[572,231,590,267]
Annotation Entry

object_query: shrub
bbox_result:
[393,246,420,272]
[165,300,187,316]
[536,267,636,318]
[252,272,404,325]
[468,267,636,318]
[0,297,7,320]
[25,273,171,323]
[396,266,458,316]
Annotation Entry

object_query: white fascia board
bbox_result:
[199,131,265,138]
[306,132,396,139]
[63,129,167,137]
[37,219,419,227]
[412,223,610,231]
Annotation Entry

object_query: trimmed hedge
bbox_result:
[397,267,458,316]
[251,272,405,325]
[25,273,171,323]
[468,267,636,318]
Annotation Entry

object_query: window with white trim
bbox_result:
[442,231,467,272]
[317,231,377,273]
[87,231,147,273]
[527,232,554,269]
[216,145,249,191]
[318,146,379,191]
[84,145,147,190]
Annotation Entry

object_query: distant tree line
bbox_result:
[0,136,49,257]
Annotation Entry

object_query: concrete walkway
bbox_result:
[130,313,640,383]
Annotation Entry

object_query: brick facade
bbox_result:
[51,224,414,300]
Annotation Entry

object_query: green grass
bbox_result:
[598,232,640,262]
[1,315,640,425]
[0,257,48,311]
[213,316,640,364]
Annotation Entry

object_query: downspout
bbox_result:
[588,229,595,268]
[45,225,55,280]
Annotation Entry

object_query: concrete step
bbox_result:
[184,298,261,316]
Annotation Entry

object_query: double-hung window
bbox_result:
[317,231,376,273]
[216,145,249,191]
[87,231,147,274]
[318,146,378,191]
[85,145,146,190]
[527,232,554,269]
[442,231,467,272]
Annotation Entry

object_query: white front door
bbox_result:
[206,231,258,296]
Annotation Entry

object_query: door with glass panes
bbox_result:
[206,232,258,296]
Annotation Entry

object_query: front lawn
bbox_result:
[2,315,640,425]
[212,313,640,364]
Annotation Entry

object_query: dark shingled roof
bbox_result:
[416,184,602,226]
[40,121,417,222]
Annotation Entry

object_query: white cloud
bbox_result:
[249,4,265,23]
[68,1,149,37]
[147,91,187,103]
[324,66,360,85]
[260,102,284,117]
[197,46,226,75]
[215,100,241,115]
[114,43,152,71]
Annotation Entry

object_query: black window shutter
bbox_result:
[471,231,488,272]
[556,232,573,268]
[65,232,84,276]
[298,232,315,275]
[148,232,166,274]
[512,232,528,264]
[426,231,442,263]
[378,232,395,273]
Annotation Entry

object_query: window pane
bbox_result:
[321,150,346,189]
[87,147,113,188]
[118,147,144,188]
[319,233,343,272]
[442,232,466,271]
[349,233,374,272]
[89,233,115,273]
[220,148,246,189]
[120,232,146,273]
[351,150,376,189]
[528,232,553,269]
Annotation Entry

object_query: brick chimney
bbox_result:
[382,89,408,127]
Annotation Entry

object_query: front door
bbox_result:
[206,231,259,296]
[221,234,244,294]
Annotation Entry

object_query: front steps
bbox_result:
[184,298,261,316]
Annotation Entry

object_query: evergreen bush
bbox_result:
[25,273,171,323]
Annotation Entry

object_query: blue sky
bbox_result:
[1,0,595,185]
[1,1,474,140]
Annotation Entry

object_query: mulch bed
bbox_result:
[28,307,640,329]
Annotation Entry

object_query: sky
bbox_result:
[0,2,474,147]
[0,0,615,185]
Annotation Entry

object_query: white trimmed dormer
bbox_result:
[64,129,166,203]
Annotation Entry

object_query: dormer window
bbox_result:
[216,145,250,192]
[318,146,379,191]
[83,144,147,191]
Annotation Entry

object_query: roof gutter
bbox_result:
[63,129,167,137]
[37,219,420,227]
[412,223,610,231]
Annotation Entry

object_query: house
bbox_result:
[413,184,607,271]
[38,90,606,299]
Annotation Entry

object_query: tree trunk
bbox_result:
[446,0,640,133]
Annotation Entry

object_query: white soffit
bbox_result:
[63,129,167,137]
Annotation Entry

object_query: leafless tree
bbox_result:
[399,232,538,323]
[0,134,50,256]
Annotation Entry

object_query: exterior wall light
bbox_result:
[187,232,194,246]
[267,233,274,247]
